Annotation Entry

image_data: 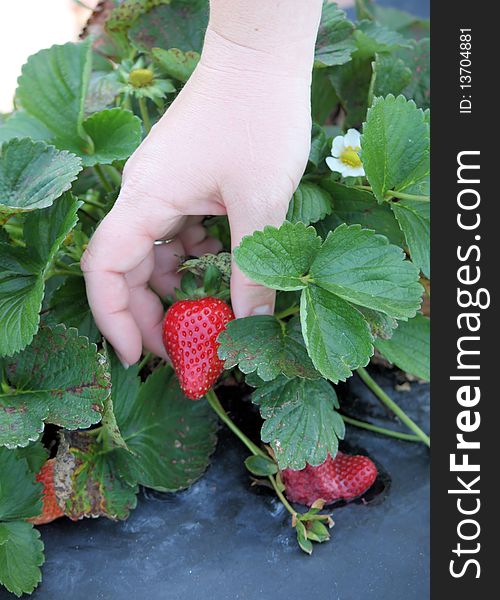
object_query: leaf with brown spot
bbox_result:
[1,325,110,448]
[54,431,137,521]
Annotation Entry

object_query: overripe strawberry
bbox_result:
[29,459,64,525]
[281,451,377,507]
[162,297,235,399]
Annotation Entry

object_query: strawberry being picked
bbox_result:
[29,459,64,526]
[162,297,234,399]
[281,451,377,507]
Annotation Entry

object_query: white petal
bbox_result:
[347,166,366,177]
[331,135,345,157]
[344,128,362,149]
[325,156,346,174]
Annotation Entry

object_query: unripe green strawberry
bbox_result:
[162,297,234,399]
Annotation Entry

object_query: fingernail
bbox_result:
[251,304,272,316]
[116,352,129,370]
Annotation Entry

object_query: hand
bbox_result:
[82,5,321,367]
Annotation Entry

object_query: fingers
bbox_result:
[178,223,223,256]
[149,222,223,298]
[82,198,182,366]
[227,199,288,318]
[149,239,185,298]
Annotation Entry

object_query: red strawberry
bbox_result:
[281,451,377,507]
[29,459,64,525]
[162,297,235,399]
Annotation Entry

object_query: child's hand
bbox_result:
[81,1,322,366]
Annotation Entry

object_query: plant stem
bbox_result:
[354,185,430,203]
[83,197,106,210]
[274,305,300,320]
[356,367,430,447]
[78,207,98,223]
[386,190,430,202]
[104,165,122,187]
[206,389,266,458]
[45,268,83,280]
[138,97,151,133]
[138,352,153,372]
[341,414,421,442]
[205,389,297,518]
[267,473,297,517]
[94,165,113,193]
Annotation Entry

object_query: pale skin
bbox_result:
[81,0,323,367]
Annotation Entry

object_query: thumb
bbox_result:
[227,199,288,319]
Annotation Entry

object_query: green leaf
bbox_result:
[0,193,80,356]
[370,53,412,100]
[296,521,313,554]
[15,442,48,474]
[329,57,373,127]
[375,314,430,381]
[54,431,137,521]
[110,356,218,491]
[0,112,52,145]
[315,1,356,67]
[286,182,333,226]
[317,180,405,245]
[16,40,92,147]
[76,108,142,166]
[391,199,430,277]
[300,285,373,383]
[1,325,110,448]
[0,522,44,597]
[217,315,319,381]
[361,94,430,203]
[85,71,124,115]
[0,247,44,358]
[234,222,321,291]
[311,71,339,125]
[305,520,330,543]
[356,306,397,340]
[354,20,411,58]
[251,377,345,470]
[371,5,429,39]
[399,38,430,109]
[310,224,423,318]
[244,455,278,477]
[0,138,81,212]
[129,0,209,53]
[44,276,100,342]
[0,447,42,521]
[152,47,199,82]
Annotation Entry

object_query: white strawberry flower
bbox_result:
[325,128,365,177]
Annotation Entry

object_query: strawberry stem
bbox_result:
[138,352,153,372]
[205,389,266,458]
[274,305,300,320]
[93,165,113,193]
[356,367,430,447]
[341,414,422,442]
[138,97,151,133]
[205,388,297,518]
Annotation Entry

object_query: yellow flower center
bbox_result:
[129,68,154,88]
[340,146,362,168]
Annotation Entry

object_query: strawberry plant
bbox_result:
[0,0,429,595]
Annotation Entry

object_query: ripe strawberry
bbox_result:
[162,297,235,399]
[281,451,377,507]
[29,459,64,526]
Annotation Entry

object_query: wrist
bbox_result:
[202,0,323,77]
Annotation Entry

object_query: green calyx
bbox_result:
[129,68,155,88]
